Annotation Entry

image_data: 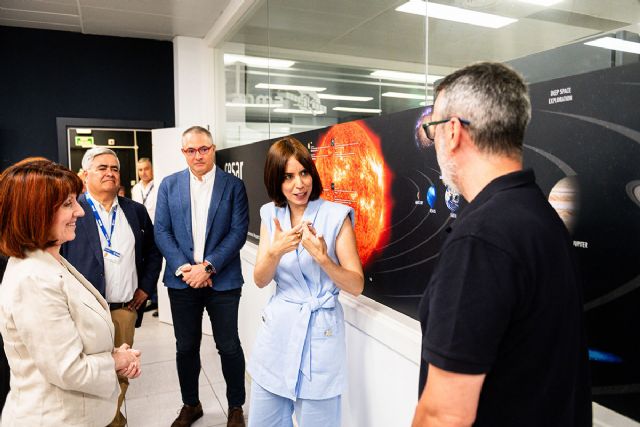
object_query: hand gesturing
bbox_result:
[300,223,328,263]
[270,218,304,257]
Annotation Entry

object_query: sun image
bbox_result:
[312,121,392,266]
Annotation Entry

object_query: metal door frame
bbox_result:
[56,117,163,167]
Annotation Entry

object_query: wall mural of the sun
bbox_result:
[312,121,392,267]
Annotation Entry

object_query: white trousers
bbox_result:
[248,380,341,427]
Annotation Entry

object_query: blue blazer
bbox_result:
[61,194,162,327]
[154,167,249,291]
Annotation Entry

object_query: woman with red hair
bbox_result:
[0,158,141,427]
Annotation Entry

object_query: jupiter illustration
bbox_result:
[548,176,580,234]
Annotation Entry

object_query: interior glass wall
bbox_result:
[216,0,639,148]
[215,0,640,419]
[217,0,428,147]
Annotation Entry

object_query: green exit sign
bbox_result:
[75,136,94,147]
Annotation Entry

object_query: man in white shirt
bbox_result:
[155,126,249,427]
[131,157,157,223]
[132,157,160,314]
[62,147,162,427]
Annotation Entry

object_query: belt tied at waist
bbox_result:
[281,293,337,399]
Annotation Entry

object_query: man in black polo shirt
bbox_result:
[412,62,591,427]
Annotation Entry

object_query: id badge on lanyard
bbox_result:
[87,198,122,264]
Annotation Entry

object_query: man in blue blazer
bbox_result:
[155,126,249,427]
[62,147,162,427]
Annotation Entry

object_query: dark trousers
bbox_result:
[169,287,246,408]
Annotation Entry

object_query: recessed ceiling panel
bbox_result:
[325,10,425,64]
[427,18,599,67]
[0,17,80,32]
[81,6,212,39]
[80,0,229,22]
[0,0,78,14]
[0,7,79,25]
[272,0,394,19]
[527,9,630,31]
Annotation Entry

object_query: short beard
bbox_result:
[436,144,461,195]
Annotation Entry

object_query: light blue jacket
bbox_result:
[248,198,354,400]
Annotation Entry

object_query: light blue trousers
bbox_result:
[248,380,341,427]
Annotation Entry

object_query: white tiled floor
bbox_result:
[122,314,251,427]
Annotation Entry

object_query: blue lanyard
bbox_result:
[86,197,117,248]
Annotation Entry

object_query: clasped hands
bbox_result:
[112,343,142,379]
[180,263,213,288]
[271,219,328,263]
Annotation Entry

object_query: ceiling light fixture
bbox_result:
[370,70,443,84]
[396,0,517,29]
[317,94,374,101]
[255,83,326,92]
[370,70,425,83]
[517,0,562,5]
[224,54,295,69]
[333,107,382,113]
[273,108,325,115]
[382,92,426,100]
[584,37,640,55]
[225,102,283,108]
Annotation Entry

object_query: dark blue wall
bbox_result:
[0,26,175,170]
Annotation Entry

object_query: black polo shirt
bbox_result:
[418,170,591,426]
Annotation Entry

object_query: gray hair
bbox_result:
[182,126,213,147]
[435,62,531,158]
[81,147,120,171]
[137,157,152,165]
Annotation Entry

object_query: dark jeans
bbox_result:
[168,286,245,408]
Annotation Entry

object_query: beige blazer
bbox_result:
[0,249,119,427]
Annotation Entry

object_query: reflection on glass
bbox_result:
[217,0,640,148]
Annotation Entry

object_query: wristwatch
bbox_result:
[202,260,215,275]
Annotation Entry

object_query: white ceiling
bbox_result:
[2,0,639,75]
[230,0,640,70]
[0,0,233,40]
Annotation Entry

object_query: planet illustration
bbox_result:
[548,176,580,234]
[445,186,460,213]
[427,185,436,209]
[313,121,392,266]
[627,180,640,208]
[415,107,433,150]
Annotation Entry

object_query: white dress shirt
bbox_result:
[189,166,216,264]
[131,180,157,223]
[86,192,138,303]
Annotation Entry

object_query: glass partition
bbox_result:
[217,0,428,147]
[215,1,640,420]
[216,0,640,148]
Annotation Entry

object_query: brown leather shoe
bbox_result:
[227,406,245,427]
[171,402,203,427]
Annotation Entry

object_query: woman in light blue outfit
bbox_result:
[248,137,364,427]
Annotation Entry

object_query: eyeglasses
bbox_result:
[422,117,471,141]
[181,146,213,157]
